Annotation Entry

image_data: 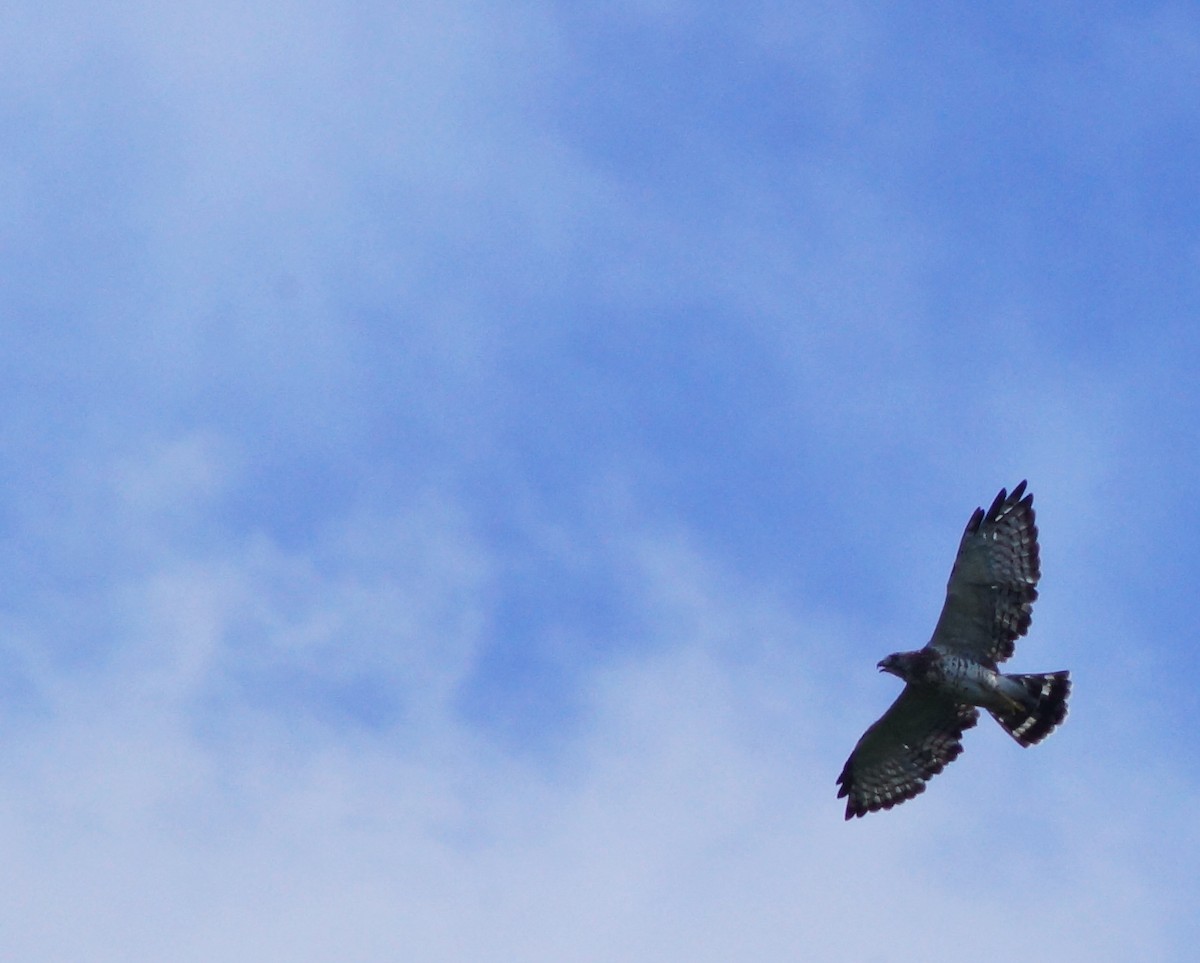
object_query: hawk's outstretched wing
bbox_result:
[836,688,978,819]
[928,480,1040,665]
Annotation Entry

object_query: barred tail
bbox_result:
[990,671,1071,747]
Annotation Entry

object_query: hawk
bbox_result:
[836,481,1070,819]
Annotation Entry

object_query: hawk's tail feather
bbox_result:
[990,671,1071,747]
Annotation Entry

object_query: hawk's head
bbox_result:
[877,650,928,681]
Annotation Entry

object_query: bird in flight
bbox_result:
[836,481,1070,819]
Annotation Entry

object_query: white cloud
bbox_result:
[0,492,1193,960]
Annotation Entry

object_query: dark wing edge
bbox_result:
[930,481,1040,665]
[836,687,979,820]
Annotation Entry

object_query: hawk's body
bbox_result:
[836,481,1071,819]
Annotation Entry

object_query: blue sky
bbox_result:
[3,2,1200,959]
